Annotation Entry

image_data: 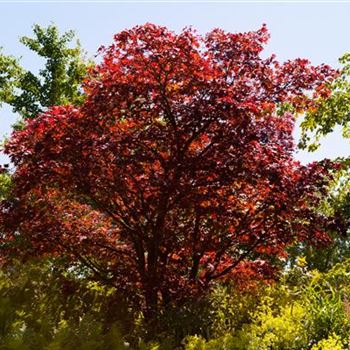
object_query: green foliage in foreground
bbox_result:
[0,259,137,350]
[183,258,350,350]
[2,258,350,349]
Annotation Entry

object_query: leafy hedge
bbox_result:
[2,257,350,349]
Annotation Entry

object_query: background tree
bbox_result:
[0,53,22,110]
[0,24,340,320]
[300,53,350,151]
[0,24,89,121]
[297,55,350,271]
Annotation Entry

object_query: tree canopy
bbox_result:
[300,53,350,151]
[0,24,88,121]
[298,53,350,270]
[0,24,341,317]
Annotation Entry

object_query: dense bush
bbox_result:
[2,257,350,349]
[183,259,350,350]
[0,259,137,349]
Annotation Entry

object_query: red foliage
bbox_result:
[1,24,339,313]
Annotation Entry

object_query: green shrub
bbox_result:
[311,334,345,350]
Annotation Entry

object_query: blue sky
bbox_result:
[1,1,350,164]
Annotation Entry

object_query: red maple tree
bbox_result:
[1,24,339,316]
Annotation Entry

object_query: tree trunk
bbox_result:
[144,282,158,322]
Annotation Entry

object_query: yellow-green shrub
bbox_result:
[311,334,345,350]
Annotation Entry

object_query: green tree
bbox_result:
[0,53,22,107]
[300,53,350,151]
[0,23,89,120]
[297,55,350,271]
